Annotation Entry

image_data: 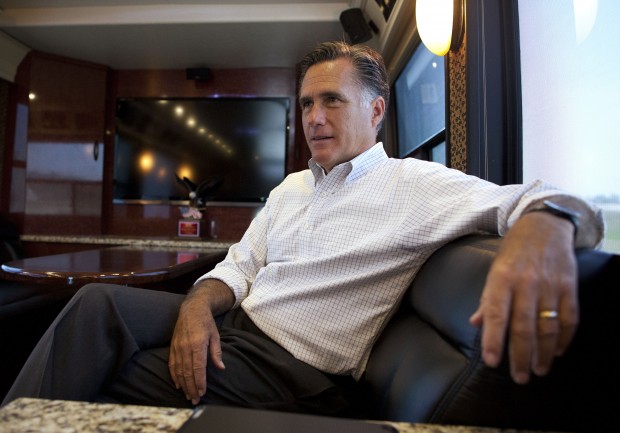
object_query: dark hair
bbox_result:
[299,41,390,131]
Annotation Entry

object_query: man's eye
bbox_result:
[301,101,312,110]
[326,96,339,103]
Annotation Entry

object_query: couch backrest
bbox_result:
[363,234,619,432]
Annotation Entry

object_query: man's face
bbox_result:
[299,58,384,173]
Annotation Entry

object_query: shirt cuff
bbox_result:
[521,194,606,249]
[195,266,250,309]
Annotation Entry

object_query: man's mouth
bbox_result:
[311,135,333,142]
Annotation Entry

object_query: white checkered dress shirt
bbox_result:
[200,143,590,379]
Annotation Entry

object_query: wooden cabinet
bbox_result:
[28,53,107,142]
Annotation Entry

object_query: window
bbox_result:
[393,42,446,163]
[518,0,620,253]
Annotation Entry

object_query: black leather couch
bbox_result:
[362,235,619,432]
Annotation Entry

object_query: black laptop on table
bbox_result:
[178,405,398,433]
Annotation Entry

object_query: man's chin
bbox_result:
[310,148,329,161]
[310,154,335,172]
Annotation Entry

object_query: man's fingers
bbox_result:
[192,345,208,399]
[169,327,204,403]
[533,306,560,376]
[473,212,580,385]
[209,336,226,371]
[169,284,232,405]
[477,275,512,369]
[506,290,538,384]
[168,340,187,392]
[169,317,222,404]
[179,333,208,404]
[533,298,578,377]
[555,290,579,356]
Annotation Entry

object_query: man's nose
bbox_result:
[306,104,326,126]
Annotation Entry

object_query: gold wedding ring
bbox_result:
[539,310,559,319]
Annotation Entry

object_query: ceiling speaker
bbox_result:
[186,67,211,81]
[339,8,372,45]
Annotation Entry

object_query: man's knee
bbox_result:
[77,283,123,297]
[71,283,125,307]
[64,284,152,320]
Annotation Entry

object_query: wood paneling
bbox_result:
[28,53,107,142]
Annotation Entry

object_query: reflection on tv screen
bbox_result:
[113,97,289,205]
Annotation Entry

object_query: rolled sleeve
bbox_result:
[196,264,252,309]
[194,201,271,308]
[511,191,606,249]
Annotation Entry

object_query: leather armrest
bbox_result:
[363,235,619,432]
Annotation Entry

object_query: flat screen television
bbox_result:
[113,97,290,206]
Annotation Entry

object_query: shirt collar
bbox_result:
[308,142,388,185]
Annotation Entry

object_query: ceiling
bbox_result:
[0,0,359,70]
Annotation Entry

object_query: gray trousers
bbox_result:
[3,284,356,416]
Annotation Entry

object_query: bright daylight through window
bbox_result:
[519,0,620,253]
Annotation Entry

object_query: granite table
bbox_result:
[0,398,554,433]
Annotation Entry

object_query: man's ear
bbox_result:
[370,96,386,129]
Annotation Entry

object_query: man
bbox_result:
[3,42,603,415]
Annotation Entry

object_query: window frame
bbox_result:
[465,0,522,185]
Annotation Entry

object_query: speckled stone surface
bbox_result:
[19,234,233,250]
[0,398,193,433]
[0,398,550,433]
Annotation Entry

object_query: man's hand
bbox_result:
[169,280,234,404]
[470,211,579,384]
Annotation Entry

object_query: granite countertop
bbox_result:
[0,398,550,433]
[0,398,193,433]
[19,234,234,251]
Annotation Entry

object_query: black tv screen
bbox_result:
[113,97,289,205]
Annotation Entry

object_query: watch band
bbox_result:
[528,200,580,236]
